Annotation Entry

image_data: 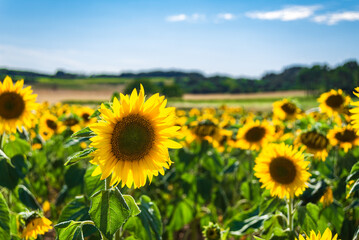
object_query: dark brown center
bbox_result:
[0,92,25,119]
[269,157,297,184]
[111,114,155,161]
[280,102,297,115]
[46,119,58,130]
[325,94,344,109]
[193,121,218,138]
[300,131,328,150]
[334,129,357,143]
[244,126,266,142]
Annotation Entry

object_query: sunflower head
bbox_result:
[0,76,38,134]
[20,213,52,240]
[350,87,359,134]
[191,119,219,141]
[296,130,329,161]
[273,99,301,120]
[297,228,339,240]
[327,126,359,152]
[202,222,222,240]
[319,187,333,207]
[318,89,350,116]
[236,119,275,151]
[90,85,181,188]
[254,143,311,199]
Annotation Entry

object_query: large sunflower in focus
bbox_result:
[295,130,330,161]
[327,125,359,152]
[0,76,37,134]
[254,143,311,199]
[273,99,301,121]
[236,119,275,151]
[318,89,350,116]
[297,228,339,240]
[90,85,182,188]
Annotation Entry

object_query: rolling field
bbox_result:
[33,88,317,111]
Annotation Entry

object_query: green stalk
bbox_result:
[105,175,112,191]
[287,197,294,233]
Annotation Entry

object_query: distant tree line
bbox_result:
[1,60,358,95]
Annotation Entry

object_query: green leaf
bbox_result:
[348,179,359,196]
[124,195,162,240]
[347,161,359,182]
[55,220,95,240]
[0,149,10,161]
[0,193,10,240]
[89,188,130,240]
[71,127,95,138]
[64,165,86,189]
[3,138,30,158]
[56,185,68,206]
[58,196,90,223]
[18,185,41,210]
[123,195,141,217]
[168,199,193,231]
[84,165,105,198]
[11,155,28,179]
[0,159,19,190]
[65,148,94,166]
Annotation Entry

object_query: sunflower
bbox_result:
[297,228,339,240]
[0,76,37,134]
[89,85,182,188]
[21,216,52,240]
[39,112,65,140]
[235,119,275,151]
[77,106,96,126]
[273,99,301,121]
[295,130,330,161]
[254,143,311,199]
[202,222,222,240]
[320,187,333,207]
[327,125,359,152]
[318,89,350,116]
[350,87,359,134]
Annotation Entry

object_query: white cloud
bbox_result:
[217,13,235,21]
[166,13,205,23]
[246,5,321,21]
[166,14,187,22]
[313,11,359,25]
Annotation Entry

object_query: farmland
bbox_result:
[0,75,358,240]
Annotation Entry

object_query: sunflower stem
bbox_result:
[105,176,112,190]
[287,197,294,235]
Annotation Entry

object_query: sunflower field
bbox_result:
[0,75,359,240]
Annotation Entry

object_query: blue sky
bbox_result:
[0,0,359,77]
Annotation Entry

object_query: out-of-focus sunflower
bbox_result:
[77,106,96,126]
[0,76,37,134]
[235,119,275,151]
[39,112,65,140]
[187,119,220,144]
[273,99,301,121]
[254,143,311,199]
[327,125,359,152]
[297,228,339,240]
[318,89,350,116]
[202,222,222,240]
[90,85,182,188]
[62,114,81,133]
[21,216,52,240]
[295,130,330,161]
[320,187,333,207]
[350,87,359,134]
